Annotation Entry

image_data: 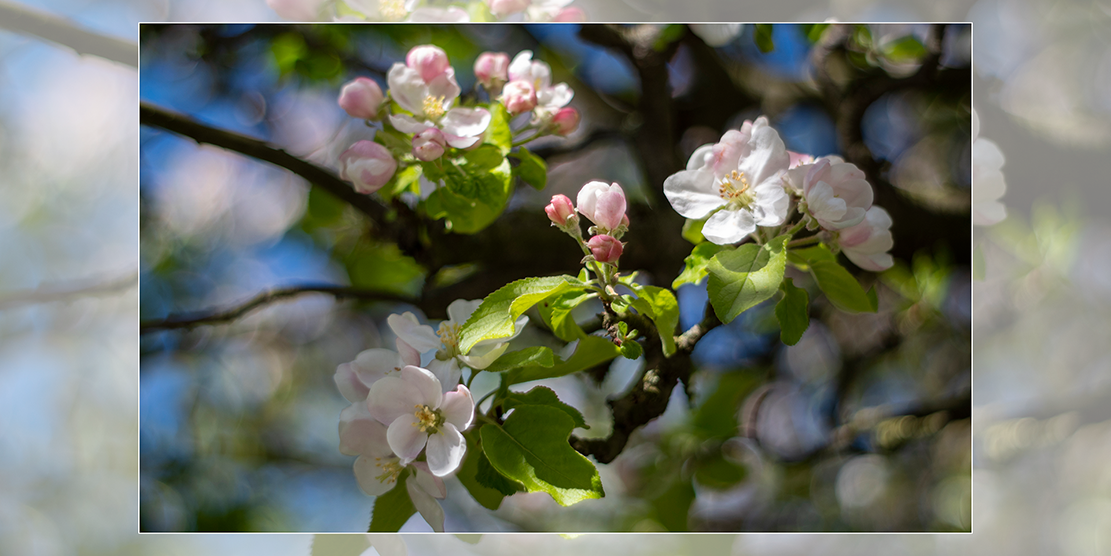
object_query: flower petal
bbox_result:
[366,375,427,425]
[386,63,427,115]
[396,339,421,367]
[737,118,790,187]
[439,384,475,431]
[425,68,462,105]
[387,413,428,463]
[446,299,483,327]
[406,476,445,532]
[753,182,789,226]
[353,455,399,496]
[426,357,462,392]
[459,342,507,370]
[410,461,446,498]
[334,362,370,403]
[537,83,572,110]
[388,113,435,135]
[400,365,443,408]
[703,207,755,245]
[663,169,725,219]
[340,402,393,457]
[387,313,441,353]
[686,143,716,171]
[440,107,491,140]
[425,423,466,477]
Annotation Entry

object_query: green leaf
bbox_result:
[457,432,513,509]
[381,164,422,200]
[681,218,706,244]
[706,234,789,323]
[484,346,557,374]
[673,242,727,289]
[802,23,831,43]
[539,290,596,342]
[463,144,507,173]
[511,147,548,190]
[794,245,876,313]
[691,372,762,439]
[882,35,927,62]
[479,406,605,506]
[694,456,747,490]
[423,158,513,234]
[485,103,512,155]
[775,278,810,346]
[311,534,370,556]
[619,338,644,360]
[346,243,425,297]
[503,385,588,429]
[476,448,526,496]
[368,472,415,532]
[507,335,620,385]
[629,284,680,357]
[458,275,586,354]
[754,24,775,53]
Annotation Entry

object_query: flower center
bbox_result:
[718,170,754,206]
[379,0,407,21]
[436,321,462,358]
[374,457,405,484]
[422,96,446,120]
[413,404,444,434]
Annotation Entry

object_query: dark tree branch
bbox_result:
[0,1,137,67]
[0,272,137,310]
[140,285,417,333]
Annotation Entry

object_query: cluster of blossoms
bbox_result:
[334,44,580,196]
[663,116,895,271]
[334,300,526,530]
[546,181,629,266]
[268,0,584,24]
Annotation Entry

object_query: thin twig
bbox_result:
[0,272,137,311]
[0,0,137,67]
[140,285,416,333]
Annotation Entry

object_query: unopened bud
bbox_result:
[501,80,538,115]
[551,107,581,136]
[338,77,384,120]
[412,128,447,161]
[339,140,398,194]
[474,52,510,90]
[588,234,623,264]
[577,181,626,233]
[545,194,576,226]
[406,45,450,83]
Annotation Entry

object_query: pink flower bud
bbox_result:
[552,7,586,22]
[406,45,451,83]
[339,140,397,194]
[551,107,581,136]
[588,234,623,264]
[501,80,538,115]
[338,77,384,120]
[412,128,447,161]
[577,181,626,232]
[545,194,576,226]
[475,52,510,90]
[487,0,530,17]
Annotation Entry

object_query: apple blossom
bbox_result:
[338,140,398,194]
[501,80,538,115]
[551,107,580,136]
[344,0,417,21]
[663,117,790,245]
[338,77,384,120]
[339,403,447,530]
[838,206,894,271]
[795,157,873,230]
[972,109,1007,226]
[788,150,815,169]
[576,181,627,234]
[474,52,510,91]
[588,234,623,264]
[412,128,447,161]
[334,341,418,404]
[508,51,573,121]
[406,45,450,83]
[366,365,475,476]
[387,47,491,150]
[387,299,528,390]
[545,194,577,227]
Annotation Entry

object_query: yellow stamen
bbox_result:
[374,458,404,484]
[379,0,407,21]
[422,95,446,120]
[718,170,751,200]
[412,404,443,433]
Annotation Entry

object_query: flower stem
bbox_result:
[784,217,810,238]
[788,235,822,249]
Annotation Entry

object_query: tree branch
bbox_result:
[140,285,417,333]
[0,272,137,311]
[0,0,136,67]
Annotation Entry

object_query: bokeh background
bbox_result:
[0,0,1109,552]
